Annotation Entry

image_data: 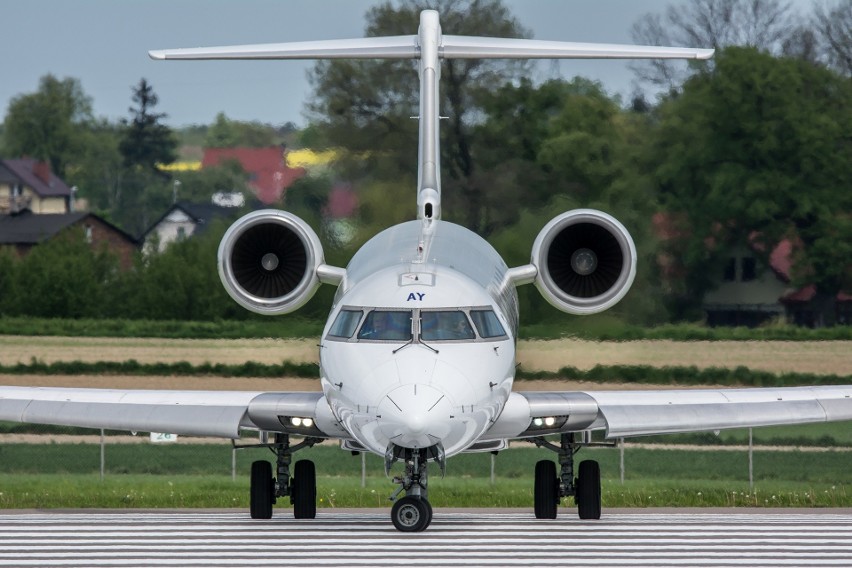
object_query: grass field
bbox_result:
[0,334,848,510]
[1,336,850,375]
[0,445,847,509]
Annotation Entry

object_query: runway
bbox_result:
[1,509,851,567]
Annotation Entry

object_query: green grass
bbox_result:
[0,444,848,508]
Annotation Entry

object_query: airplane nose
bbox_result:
[377,384,452,449]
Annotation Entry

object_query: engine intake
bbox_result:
[218,210,325,315]
[531,209,636,315]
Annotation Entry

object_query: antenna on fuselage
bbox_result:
[150,10,713,224]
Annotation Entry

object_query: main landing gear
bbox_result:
[386,445,444,532]
[530,433,603,520]
[247,433,322,520]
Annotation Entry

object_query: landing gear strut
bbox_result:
[244,433,322,520]
[387,446,440,532]
[530,433,602,520]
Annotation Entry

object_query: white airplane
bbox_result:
[1,10,851,532]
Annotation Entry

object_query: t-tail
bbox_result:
[150,9,712,224]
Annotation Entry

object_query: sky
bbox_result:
[0,1,816,128]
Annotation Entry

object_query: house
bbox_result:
[142,199,248,254]
[654,213,850,327]
[698,240,851,326]
[202,147,306,204]
[0,159,72,215]
[0,210,139,269]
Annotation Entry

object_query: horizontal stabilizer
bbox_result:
[149,36,418,61]
[441,35,714,60]
[150,34,713,62]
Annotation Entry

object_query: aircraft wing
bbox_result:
[493,386,852,440]
[0,387,347,440]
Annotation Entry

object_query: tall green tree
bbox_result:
[119,78,177,171]
[307,0,530,235]
[2,75,93,174]
[650,47,852,322]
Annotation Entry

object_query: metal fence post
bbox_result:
[100,429,105,481]
[361,452,366,488]
[748,428,754,490]
[619,438,625,484]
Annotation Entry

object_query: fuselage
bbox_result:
[319,219,518,457]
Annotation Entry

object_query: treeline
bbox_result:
[1,0,850,327]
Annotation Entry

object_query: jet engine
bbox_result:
[218,210,326,315]
[530,209,636,315]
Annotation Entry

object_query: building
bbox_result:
[142,200,247,254]
[0,159,72,215]
[202,147,306,204]
[0,211,139,270]
[654,213,850,327]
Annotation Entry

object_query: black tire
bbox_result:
[534,460,559,519]
[292,460,317,519]
[391,496,431,532]
[250,460,274,520]
[576,460,601,520]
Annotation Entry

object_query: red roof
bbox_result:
[324,183,358,219]
[202,147,306,204]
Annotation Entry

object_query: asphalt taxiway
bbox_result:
[2,509,851,567]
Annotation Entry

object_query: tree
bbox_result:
[307,0,530,234]
[649,47,852,321]
[2,75,93,174]
[811,0,852,76]
[119,78,177,171]
[630,0,796,90]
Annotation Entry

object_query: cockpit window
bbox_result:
[420,311,475,341]
[357,310,412,341]
[328,309,363,338]
[470,309,507,338]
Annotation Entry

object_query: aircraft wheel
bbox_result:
[391,496,431,532]
[576,459,601,520]
[250,460,274,519]
[292,460,317,519]
[534,460,559,519]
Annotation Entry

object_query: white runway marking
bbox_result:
[1,510,850,567]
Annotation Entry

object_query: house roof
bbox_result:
[0,159,72,198]
[0,211,137,246]
[201,147,306,204]
[141,199,263,241]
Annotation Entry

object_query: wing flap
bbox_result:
[0,387,262,439]
[509,386,852,440]
[588,386,852,438]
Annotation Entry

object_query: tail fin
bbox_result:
[150,10,713,223]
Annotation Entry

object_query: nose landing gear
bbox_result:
[386,445,442,532]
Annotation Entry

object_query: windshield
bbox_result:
[357,310,412,341]
[420,311,475,341]
[470,309,507,338]
[328,309,363,338]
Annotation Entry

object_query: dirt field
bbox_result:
[0,336,849,375]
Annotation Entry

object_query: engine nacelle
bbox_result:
[218,210,325,315]
[531,209,636,315]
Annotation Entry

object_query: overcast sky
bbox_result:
[0,1,815,128]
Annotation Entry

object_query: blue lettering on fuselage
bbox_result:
[406,292,426,301]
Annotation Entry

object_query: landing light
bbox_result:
[289,417,314,428]
[527,415,569,432]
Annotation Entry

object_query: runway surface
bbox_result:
[1,509,851,567]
